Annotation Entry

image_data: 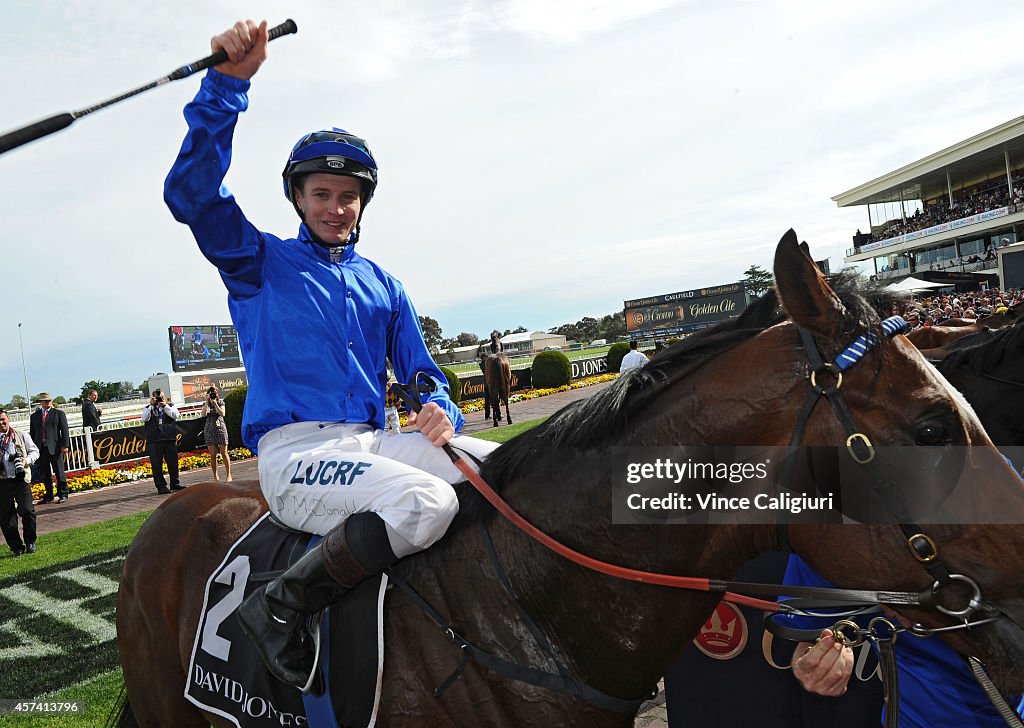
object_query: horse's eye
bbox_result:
[916,424,948,446]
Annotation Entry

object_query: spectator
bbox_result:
[163,18,498,692]
[81,389,102,431]
[202,386,232,482]
[0,409,39,556]
[142,389,181,494]
[619,340,649,373]
[29,393,70,504]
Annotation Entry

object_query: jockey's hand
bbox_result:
[791,629,853,697]
[212,19,268,80]
[405,402,454,447]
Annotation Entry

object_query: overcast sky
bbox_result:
[3,0,1024,401]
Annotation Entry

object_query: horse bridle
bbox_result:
[389,318,1018,719]
[779,315,1004,635]
[772,316,1022,728]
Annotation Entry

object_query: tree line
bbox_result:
[4,266,778,409]
[4,379,150,410]
[417,312,626,355]
[416,264,776,356]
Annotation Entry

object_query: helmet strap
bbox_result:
[305,222,361,250]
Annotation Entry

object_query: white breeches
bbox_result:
[257,422,498,556]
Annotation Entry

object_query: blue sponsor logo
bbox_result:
[289,459,373,486]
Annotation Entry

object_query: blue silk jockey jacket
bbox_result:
[164,70,462,452]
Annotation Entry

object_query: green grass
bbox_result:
[0,510,151,578]
[0,420,550,724]
[470,417,546,443]
[0,670,124,728]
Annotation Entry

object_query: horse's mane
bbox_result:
[477,272,884,490]
[938,318,1024,374]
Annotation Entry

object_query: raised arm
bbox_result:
[164,20,271,299]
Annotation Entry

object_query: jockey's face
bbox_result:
[294,174,363,246]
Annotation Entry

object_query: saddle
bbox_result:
[185,513,386,728]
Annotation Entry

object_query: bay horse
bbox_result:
[483,351,512,427]
[115,231,1024,727]
[934,317,1024,473]
[906,301,1023,353]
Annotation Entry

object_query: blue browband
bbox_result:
[833,316,909,372]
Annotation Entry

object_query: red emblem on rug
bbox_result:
[693,602,747,660]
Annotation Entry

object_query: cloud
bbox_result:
[2,0,1022,397]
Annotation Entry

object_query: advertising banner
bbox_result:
[624,283,746,334]
[458,368,532,401]
[181,371,249,404]
[88,418,207,467]
[455,355,609,402]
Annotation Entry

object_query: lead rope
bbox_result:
[877,635,900,728]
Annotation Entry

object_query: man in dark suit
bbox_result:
[81,389,102,431]
[29,393,71,504]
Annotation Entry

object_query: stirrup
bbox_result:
[299,621,322,694]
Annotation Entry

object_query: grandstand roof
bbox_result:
[833,116,1024,207]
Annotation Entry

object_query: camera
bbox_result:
[8,453,25,478]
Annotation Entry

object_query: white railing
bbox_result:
[21,409,207,473]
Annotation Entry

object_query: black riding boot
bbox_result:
[236,512,397,692]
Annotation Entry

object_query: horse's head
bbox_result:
[753,230,1024,693]
[481,229,1024,693]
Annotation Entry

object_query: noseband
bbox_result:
[781,315,1004,637]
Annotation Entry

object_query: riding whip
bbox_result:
[0,19,298,156]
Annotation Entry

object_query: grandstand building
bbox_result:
[838,117,1024,291]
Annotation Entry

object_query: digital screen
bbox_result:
[168,325,242,373]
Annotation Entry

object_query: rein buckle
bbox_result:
[846,433,875,464]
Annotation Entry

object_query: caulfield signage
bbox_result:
[625,283,747,334]
[90,418,207,466]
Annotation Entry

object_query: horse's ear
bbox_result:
[774,229,848,335]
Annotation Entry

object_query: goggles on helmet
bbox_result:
[282,129,378,213]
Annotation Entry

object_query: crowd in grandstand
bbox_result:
[867,172,1024,243]
[893,288,1021,327]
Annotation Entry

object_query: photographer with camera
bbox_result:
[0,409,40,556]
[201,385,231,482]
[142,390,181,494]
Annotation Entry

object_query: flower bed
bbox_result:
[38,375,614,498]
[31,448,254,501]
[457,373,617,414]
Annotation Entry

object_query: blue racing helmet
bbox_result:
[282,128,378,218]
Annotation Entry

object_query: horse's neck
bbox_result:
[404,455,774,703]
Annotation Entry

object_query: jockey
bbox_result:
[164,19,497,692]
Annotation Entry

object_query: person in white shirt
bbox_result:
[619,340,649,373]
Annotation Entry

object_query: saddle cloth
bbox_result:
[185,513,388,728]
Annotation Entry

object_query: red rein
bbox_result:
[451,457,782,613]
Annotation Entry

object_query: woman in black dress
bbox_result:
[202,386,232,481]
